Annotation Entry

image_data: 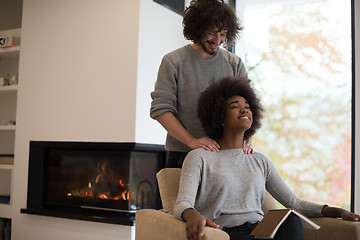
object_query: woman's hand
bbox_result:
[321,205,360,221]
[189,137,220,152]
[339,209,360,221]
[182,208,219,240]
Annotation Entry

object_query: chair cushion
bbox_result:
[262,190,278,214]
[156,168,181,215]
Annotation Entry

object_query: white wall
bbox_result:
[135,0,188,144]
[17,0,139,143]
[11,0,183,239]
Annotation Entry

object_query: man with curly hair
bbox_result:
[174,76,360,240]
[150,0,251,168]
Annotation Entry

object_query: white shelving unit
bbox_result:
[0,46,20,59]
[0,126,16,131]
[0,85,18,92]
[0,28,20,210]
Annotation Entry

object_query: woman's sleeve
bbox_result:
[263,155,325,218]
[173,151,202,220]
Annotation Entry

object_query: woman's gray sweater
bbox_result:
[174,148,324,229]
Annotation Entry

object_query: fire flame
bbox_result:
[98,194,108,199]
[67,161,130,201]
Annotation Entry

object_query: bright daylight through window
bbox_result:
[236,0,352,209]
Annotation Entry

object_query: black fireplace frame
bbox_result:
[20,141,166,225]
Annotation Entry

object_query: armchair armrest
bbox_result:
[135,209,229,240]
[304,217,360,240]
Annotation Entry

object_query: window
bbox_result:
[236,0,352,209]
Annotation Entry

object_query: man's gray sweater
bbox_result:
[174,148,324,229]
[150,45,247,152]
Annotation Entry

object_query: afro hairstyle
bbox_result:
[197,76,264,141]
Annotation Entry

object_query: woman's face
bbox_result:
[223,95,253,131]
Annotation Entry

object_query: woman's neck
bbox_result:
[218,132,244,150]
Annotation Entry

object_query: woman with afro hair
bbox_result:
[174,76,359,240]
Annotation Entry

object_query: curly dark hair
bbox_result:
[183,0,243,48]
[197,77,264,141]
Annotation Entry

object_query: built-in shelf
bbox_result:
[0,126,16,131]
[0,155,14,166]
[0,165,14,170]
[0,46,20,60]
[0,28,20,222]
[0,85,18,92]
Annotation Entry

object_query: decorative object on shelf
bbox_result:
[0,155,14,165]
[0,77,9,86]
[0,35,20,48]
[0,196,10,204]
[8,74,17,85]
[0,120,15,126]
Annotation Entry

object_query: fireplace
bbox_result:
[21,141,166,225]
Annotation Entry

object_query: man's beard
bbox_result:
[200,41,219,56]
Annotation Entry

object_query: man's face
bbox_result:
[200,27,228,56]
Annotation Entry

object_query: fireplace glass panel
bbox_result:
[45,149,159,211]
